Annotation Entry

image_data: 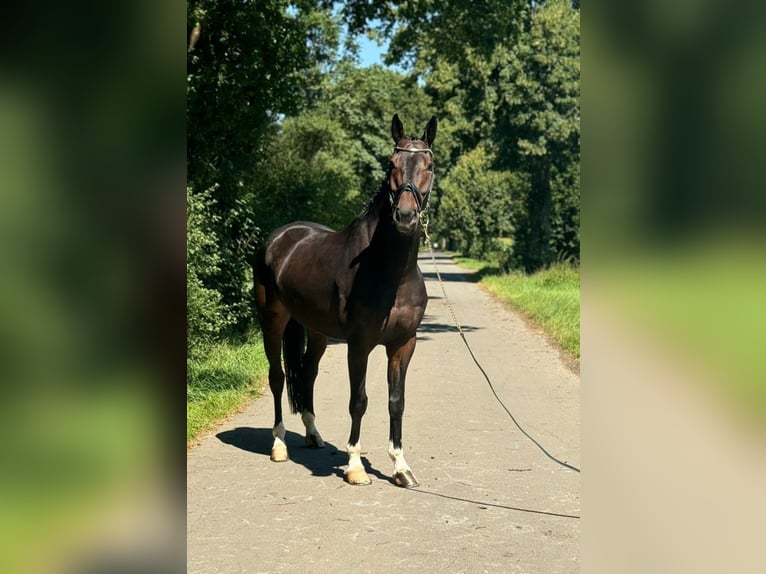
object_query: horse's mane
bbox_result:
[360,178,390,218]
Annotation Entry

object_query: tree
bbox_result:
[251,63,432,233]
[489,0,580,270]
[342,0,527,68]
[343,0,580,272]
[186,186,232,352]
[186,0,338,336]
[437,146,519,257]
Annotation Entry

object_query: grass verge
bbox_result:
[448,254,580,361]
[187,337,269,444]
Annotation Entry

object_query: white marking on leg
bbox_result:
[272,421,286,444]
[347,442,364,472]
[271,421,288,461]
[345,442,371,484]
[388,441,412,474]
[301,410,324,447]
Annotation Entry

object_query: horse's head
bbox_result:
[388,114,437,235]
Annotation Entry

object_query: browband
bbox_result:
[394,146,433,155]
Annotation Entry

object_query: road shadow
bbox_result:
[216,427,394,484]
[417,252,453,260]
[417,321,479,341]
[418,251,503,284]
[421,270,477,283]
[416,314,480,341]
[420,265,502,284]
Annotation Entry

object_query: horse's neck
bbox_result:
[355,201,420,278]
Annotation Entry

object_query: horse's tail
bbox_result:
[283,318,306,414]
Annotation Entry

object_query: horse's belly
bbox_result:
[277,283,343,336]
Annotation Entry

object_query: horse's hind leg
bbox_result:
[386,336,419,488]
[255,280,291,462]
[264,317,291,462]
[301,329,328,448]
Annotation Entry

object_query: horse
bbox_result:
[252,114,437,488]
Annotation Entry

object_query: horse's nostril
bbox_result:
[396,208,416,224]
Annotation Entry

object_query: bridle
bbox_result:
[388,146,434,214]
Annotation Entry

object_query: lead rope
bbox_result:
[420,214,580,474]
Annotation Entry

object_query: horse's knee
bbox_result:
[349,395,368,418]
[388,397,405,419]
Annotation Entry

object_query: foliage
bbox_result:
[252,114,363,232]
[342,0,528,67]
[550,160,580,264]
[187,0,340,339]
[187,186,232,351]
[347,0,580,272]
[489,1,580,271]
[252,64,432,232]
[436,146,520,258]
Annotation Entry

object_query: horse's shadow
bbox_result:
[216,427,394,485]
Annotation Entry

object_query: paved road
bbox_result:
[187,252,580,573]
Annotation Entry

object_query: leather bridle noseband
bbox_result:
[389,146,434,213]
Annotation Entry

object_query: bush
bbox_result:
[187,186,233,352]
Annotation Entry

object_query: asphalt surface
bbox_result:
[187,252,580,573]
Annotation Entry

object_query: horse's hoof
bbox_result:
[270,445,288,462]
[345,467,372,486]
[393,470,419,488]
[305,433,325,448]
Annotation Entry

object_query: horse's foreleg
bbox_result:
[345,344,371,485]
[301,330,327,448]
[386,336,419,488]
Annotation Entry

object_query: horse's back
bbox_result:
[255,220,348,335]
[258,221,334,272]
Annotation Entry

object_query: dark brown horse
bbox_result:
[253,114,437,487]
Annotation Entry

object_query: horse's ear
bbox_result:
[391,114,405,144]
[422,115,437,147]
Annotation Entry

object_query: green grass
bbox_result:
[446,254,580,360]
[482,264,580,360]
[187,337,269,443]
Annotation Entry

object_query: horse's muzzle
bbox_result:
[393,206,419,235]
[391,182,422,235]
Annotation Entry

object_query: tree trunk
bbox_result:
[524,159,553,273]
